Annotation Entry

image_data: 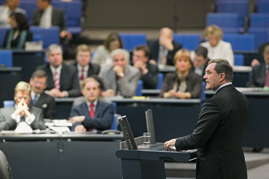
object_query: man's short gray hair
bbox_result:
[110,49,130,63]
[46,44,63,58]
[208,59,233,82]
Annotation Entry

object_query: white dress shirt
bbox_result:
[0,5,26,27]
[77,64,89,80]
[40,5,52,28]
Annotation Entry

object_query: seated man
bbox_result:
[37,44,81,98]
[148,27,182,66]
[32,0,72,40]
[247,44,269,87]
[69,77,114,132]
[0,0,26,27]
[29,70,56,119]
[0,81,46,131]
[74,44,100,86]
[192,46,209,80]
[133,45,158,89]
[99,49,140,97]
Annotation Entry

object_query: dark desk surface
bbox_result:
[0,67,22,72]
[0,132,123,141]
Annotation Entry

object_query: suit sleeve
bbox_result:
[141,64,159,89]
[166,42,182,66]
[118,70,140,97]
[58,9,67,31]
[31,110,46,130]
[175,99,220,150]
[0,109,17,130]
[66,69,81,97]
[247,66,258,87]
[188,75,202,98]
[69,106,83,128]
[32,10,39,26]
[83,103,114,130]
[159,74,173,97]
[45,98,56,119]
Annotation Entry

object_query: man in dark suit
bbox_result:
[192,46,209,81]
[69,77,114,132]
[32,0,72,40]
[74,44,100,87]
[247,44,269,87]
[133,45,158,89]
[148,27,182,66]
[29,70,55,119]
[0,81,46,131]
[37,44,81,98]
[165,59,250,179]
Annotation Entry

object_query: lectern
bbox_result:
[116,115,196,179]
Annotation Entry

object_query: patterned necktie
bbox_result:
[32,94,38,105]
[89,103,95,118]
[80,68,85,80]
[54,71,60,89]
[265,69,269,87]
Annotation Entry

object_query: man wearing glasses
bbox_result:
[0,81,46,131]
[29,70,56,119]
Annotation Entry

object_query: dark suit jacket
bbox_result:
[32,7,66,31]
[247,63,266,87]
[37,63,81,97]
[140,62,159,89]
[148,40,182,66]
[175,84,249,179]
[257,42,269,65]
[29,92,56,119]
[0,106,46,131]
[2,29,33,49]
[160,70,202,98]
[69,100,114,131]
[73,62,101,79]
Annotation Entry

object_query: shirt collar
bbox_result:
[31,90,40,99]
[50,64,62,74]
[214,82,232,94]
[77,64,89,71]
[86,100,98,108]
[44,5,52,13]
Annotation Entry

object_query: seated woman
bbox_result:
[2,12,33,49]
[160,49,202,99]
[91,32,123,66]
[200,25,234,66]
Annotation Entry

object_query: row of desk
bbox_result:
[0,132,123,179]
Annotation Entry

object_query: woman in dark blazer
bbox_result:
[160,49,202,98]
[2,12,33,49]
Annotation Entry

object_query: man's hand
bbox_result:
[163,90,176,98]
[58,92,67,98]
[149,59,157,65]
[69,116,85,125]
[164,139,177,150]
[14,99,31,117]
[159,36,174,51]
[133,61,148,74]
[251,59,260,67]
[47,88,61,98]
[102,89,114,97]
[60,30,72,39]
[113,65,124,76]
[74,125,86,132]
[175,91,187,99]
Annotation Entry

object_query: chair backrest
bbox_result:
[207,13,239,33]
[119,33,147,51]
[135,80,143,96]
[3,100,15,108]
[30,26,60,48]
[248,28,269,49]
[234,54,244,66]
[19,1,37,24]
[111,102,118,130]
[156,73,164,89]
[0,50,12,67]
[173,34,200,50]
[223,34,255,51]
[256,1,269,13]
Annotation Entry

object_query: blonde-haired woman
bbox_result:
[160,49,202,99]
[200,25,234,66]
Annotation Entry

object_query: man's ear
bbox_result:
[81,89,84,96]
[219,73,226,82]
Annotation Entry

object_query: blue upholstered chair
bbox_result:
[3,100,15,108]
[0,50,12,67]
[119,34,147,51]
[30,26,60,48]
[207,13,240,33]
[156,73,164,90]
[173,34,200,50]
[135,80,143,96]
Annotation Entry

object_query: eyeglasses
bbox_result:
[16,97,30,100]
[33,81,45,85]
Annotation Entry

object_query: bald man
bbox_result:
[148,27,182,66]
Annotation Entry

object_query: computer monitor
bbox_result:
[118,115,137,149]
[145,109,156,144]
